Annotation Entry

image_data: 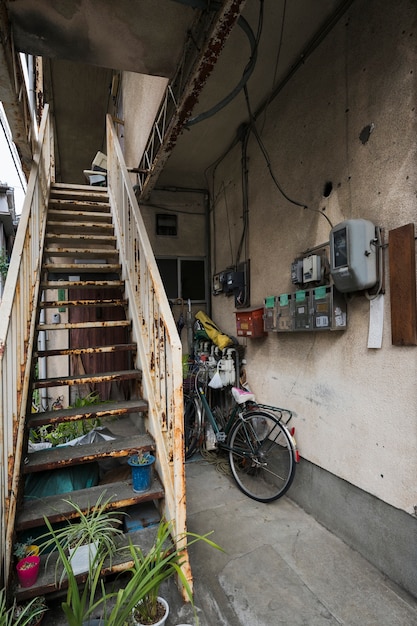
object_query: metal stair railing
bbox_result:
[0,104,54,587]
[106,114,191,593]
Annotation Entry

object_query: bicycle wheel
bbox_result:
[184,394,202,460]
[227,410,296,502]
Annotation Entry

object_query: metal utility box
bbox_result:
[264,296,278,332]
[330,219,377,292]
[235,307,266,338]
[312,286,347,331]
[277,293,293,331]
[293,290,312,331]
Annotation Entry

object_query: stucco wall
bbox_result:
[210,0,417,516]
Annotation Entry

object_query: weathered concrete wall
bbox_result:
[211,0,417,517]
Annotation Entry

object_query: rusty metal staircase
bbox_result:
[13,183,166,600]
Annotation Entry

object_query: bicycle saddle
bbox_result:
[231,386,256,404]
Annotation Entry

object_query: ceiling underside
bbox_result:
[5,0,352,188]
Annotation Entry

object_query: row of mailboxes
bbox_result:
[264,285,347,332]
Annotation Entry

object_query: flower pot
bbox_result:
[16,555,40,587]
[132,596,169,626]
[128,454,155,493]
[68,541,98,575]
[25,544,40,557]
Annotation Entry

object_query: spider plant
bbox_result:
[39,492,124,584]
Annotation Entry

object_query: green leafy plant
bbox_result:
[0,589,46,626]
[40,514,222,626]
[13,596,47,626]
[129,451,153,465]
[0,250,9,282]
[13,537,38,560]
[39,492,124,585]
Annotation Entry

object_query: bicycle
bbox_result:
[183,362,299,503]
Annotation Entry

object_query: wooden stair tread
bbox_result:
[44,249,119,258]
[43,263,121,273]
[36,320,130,331]
[28,398,147,428]
[14,526,160,602]
[33,369,141,389]
[46,222,114,234]
[46,233,116,243]
[40,299,126,308]
[23,431,154,473]
[48,199,111,211]
[42,280,124,289]
[34,343,136,358]
[48,209,112,221]
[49,185,108,200]
[17,477,164,531]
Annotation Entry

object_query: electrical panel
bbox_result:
[291,259,303,285]
[303,255,321,283]
[213,260,250,308]
[263,285,346,333]
[235,307,266,338]
[330,219,377,292]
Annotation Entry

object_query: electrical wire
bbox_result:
[0,106,27,192]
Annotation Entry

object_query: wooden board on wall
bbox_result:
[388,223,417,346]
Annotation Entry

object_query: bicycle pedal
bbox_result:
[216,432,226,443]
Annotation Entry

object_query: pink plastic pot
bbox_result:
[16,555,40,587]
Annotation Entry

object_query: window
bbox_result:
[156,214,177,236]
[156,257,206,302]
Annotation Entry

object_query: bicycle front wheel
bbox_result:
[228,410,296,502]
[184,394,202,460]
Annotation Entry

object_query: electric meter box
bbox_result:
[311,286,347,331]
[235,307,266,338]
[277,293,293,331]
[293,290,311,331]
[330,219,377,293]
[264,296,278,332]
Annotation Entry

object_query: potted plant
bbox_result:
[128,451,155,493]
[119,520,223,626]
[39,492,124,580]
[0,589,46,626]
[13,596,47,626]
[16,555,41,588]
[14,537,40,560]
[41,515,222,626]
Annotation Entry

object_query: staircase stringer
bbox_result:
[106,115,192,595]
[0,104,54,588]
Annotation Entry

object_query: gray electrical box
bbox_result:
[330,219,377,293]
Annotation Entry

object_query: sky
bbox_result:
[0,102,27,215]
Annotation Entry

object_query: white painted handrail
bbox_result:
[106,115,191,592]
[0,105,53,587]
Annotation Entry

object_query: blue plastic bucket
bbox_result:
[128,454,155,493]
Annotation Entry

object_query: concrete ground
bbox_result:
[43,454,417,625]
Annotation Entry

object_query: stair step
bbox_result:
[42,280,124,289]
[36,320,130,331]
[33,369,141,390]
[14,526,159,602]
[44,249,118,259]
[46,233,117,245]
[33,344,136,359]
[16,477,163,531]
[43,262,121,274]
[46,221,114,234]
[48,209,112,222]
[23,431,153,473]
[49,184,108,202]
[48,199,111,212]
[39,298,127,308]
[28,398,147,428]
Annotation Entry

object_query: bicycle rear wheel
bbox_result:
[184,394,202,460]
[227,410,296,502]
